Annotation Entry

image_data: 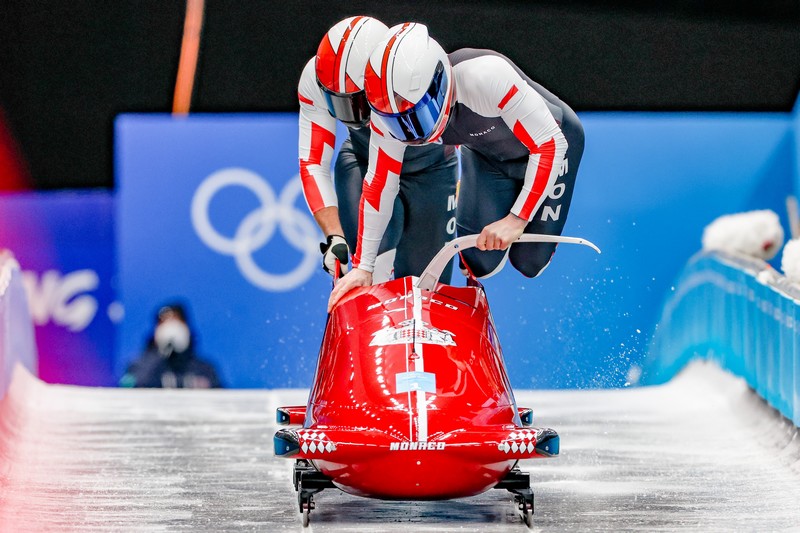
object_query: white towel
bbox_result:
[701,210,784,260]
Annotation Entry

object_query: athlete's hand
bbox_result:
[320,235,350,278]
[477,214,528,251]
[328,268,373,312]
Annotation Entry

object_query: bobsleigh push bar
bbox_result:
[416,233,602,291]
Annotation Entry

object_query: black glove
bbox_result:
[320,234,350,277]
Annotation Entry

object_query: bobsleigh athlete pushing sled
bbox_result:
[273,234,599,527]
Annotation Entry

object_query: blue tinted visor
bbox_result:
[371,62,448,144]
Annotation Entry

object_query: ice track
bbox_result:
[1,361,799,532]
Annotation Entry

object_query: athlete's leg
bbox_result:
[509,106,585,277]
[394,151,458,280]
[456,146,520,278]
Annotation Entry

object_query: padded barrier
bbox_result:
[644,251,799,426]
[0,250,38,401]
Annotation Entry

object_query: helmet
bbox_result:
[315,16,389,126]
[364,23,453,144]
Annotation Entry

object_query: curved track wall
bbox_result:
[645,251,799,426]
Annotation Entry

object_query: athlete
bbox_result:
[329,23,584,310]
[298,17,458,282]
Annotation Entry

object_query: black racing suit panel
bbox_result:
[336,126,458,280]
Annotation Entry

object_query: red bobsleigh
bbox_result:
[274,234,600,527]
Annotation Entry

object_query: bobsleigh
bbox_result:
[274,234,600,527]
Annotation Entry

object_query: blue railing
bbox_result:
[644,251,799,426]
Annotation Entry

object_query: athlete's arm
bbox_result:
[495,61,567,223]
[297,59,344,237]
[465,57,568,250]
[328,116,406,311]
[312,207,344,238]
[351,116,406,273]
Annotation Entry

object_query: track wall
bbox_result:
[645,251,799,426]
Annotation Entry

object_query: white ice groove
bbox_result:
[0,361,798,532]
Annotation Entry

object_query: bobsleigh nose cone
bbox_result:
[535,429,559,457]
[274,429,300,457]
[519,407,534,426]
[276,408,291,425]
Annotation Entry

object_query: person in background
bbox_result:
[299,16,458,282]
[120,302,222,389]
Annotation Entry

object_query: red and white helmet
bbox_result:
[315,16,389,126]
[364,23,454,144]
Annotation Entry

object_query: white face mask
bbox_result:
[154,319,191,354]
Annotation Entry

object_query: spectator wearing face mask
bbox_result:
[119,302,222,389]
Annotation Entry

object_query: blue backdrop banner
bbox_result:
[115,111,796,389]
[0,191,116,386]
[116,114,336,388]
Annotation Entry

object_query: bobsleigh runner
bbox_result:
[274,234,600,527]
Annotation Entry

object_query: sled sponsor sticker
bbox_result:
[395,371,437,394]
[390,441,446,451]
[370,319,456,347]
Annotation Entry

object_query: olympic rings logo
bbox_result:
[190,168,320,292]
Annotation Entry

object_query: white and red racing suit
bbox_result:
[297,58,458,280]
[357,49,584,278]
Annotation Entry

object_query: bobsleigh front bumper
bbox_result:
[274,426,558,499]
[274,426,558,461]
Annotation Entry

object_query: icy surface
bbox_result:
[1,362,799,532]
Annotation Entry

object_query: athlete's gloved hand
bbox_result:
[320,234,350,277]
